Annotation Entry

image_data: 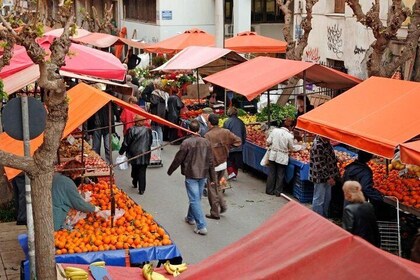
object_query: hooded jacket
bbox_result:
[343,161,383,202]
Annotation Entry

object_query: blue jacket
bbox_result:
[343,161,383,202]
[223,116,246,152]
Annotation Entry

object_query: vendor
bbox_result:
[53,160,99,230]
[296,95,314,117]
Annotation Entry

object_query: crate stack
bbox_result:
[292,171,314,203]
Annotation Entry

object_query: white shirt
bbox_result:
[266,127,294,165]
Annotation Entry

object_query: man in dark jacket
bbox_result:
[195,107,213,137]
[119,115,152,194]
[223,107,246,180]
[167,120,216,235]
[204,114,242,219]
[149,82,168,146]
[167,91,184,142]
[343,150,386,219]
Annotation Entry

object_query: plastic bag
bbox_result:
[115,155,129,170]
[111,133,121,151]
[82,191,92,202]
[260,149,270,166]
[65,210,87,227]
[96,208,125,220]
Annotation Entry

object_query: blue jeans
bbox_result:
[92,131,111,163]
[185,178,207,230]
[312,182,331,217]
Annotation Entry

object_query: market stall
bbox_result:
[296,77,420,214]
[401,140,420,166]
[180,200,420,279]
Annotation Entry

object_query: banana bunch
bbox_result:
[239,115,257,124]
[142,263,169,280]
[90,261,106,267]
[163,261,188,277]
[63,266,89,280]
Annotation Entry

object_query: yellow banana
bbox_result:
[142,263,153,280]
[66,270,88,278]
[172,268,180,277]
[64,266,86,273]
[168,263,187,273]
[90,261,106,267]
[69,276,88,280]
[163,261,173,275]
[151,271,169,280]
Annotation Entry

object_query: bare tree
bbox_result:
[0,3,75,279]
[346,0,420,80]
[80,3,117,34]
[276,0,319,105]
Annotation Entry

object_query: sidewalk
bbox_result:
[0,222,26,280]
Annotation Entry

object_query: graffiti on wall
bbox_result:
[354,45,367,55]
[304,47,320,63]
[327,24,343,59]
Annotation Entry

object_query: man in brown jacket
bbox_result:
[167,119,216,235]
[204,114,242,219]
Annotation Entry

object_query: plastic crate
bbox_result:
[293,179,314,203]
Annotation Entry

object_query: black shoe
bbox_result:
[139,190,144,195]
[220,207,227,214]
[266,192,274,195]
[275,193,281,197]
[132,180,137,188]
[203,188,208,197]
[205,214,220,220]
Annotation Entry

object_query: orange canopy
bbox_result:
[225,31,287,53]
[204,56,361,101]
[296,77,420,158]
[0,83,192,180]
[144,28,215,54]
[400,141,420,165]
[181,200,420,279]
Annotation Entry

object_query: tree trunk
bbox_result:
[277,77,299,105]
[31,173,56,279]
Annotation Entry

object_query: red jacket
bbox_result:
[120,105,150,135]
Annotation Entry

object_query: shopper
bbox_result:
[343,150,387,219]
[120,96,150,135]
[309,135,339,217]
[167,119,216,235]
[265,118,294,197]
[223,107,246,180]
[124,48,141,70]
[296,95,314,117]
[342,181,380,247]
[195,107,213,137]
[53,160,99,231]
[126,75,139,100]
[149,79,168,146]
[119,115,153,195]
[204,114,241,219]
[167,90,184,142]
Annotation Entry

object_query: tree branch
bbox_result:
[0,151,36,174]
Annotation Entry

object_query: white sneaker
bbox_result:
[227,173,237,181]
[194,227,208,235]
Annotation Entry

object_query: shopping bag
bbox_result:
[260,149,270,166]
[114,154,129,170]
[111,133,121,151]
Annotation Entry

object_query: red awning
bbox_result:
[204,56,361,100]
[0,83,192,180]
[153,46,246,76]
[180,200,420,279]
[296,77,420,158]
[0,36,126,81]
[400,141,420,165]
[144,28,215,54]
[225,31,287,53]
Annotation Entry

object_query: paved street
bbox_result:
[111,143,288,263]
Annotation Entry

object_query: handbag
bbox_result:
[111,133,121,151]
[114,154,129,170]
[260,149,270,166]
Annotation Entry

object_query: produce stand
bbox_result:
[384,196,420,218]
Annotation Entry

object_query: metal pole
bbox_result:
[108,103,115,227]
[267,91,271,128]
[302,71,307,142]
[196,69,200,103]
[21,95,36,279]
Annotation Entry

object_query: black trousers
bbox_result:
[266,161,286,195]
[131,164,148,193]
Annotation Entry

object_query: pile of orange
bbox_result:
[55,181,172,255]
[339,160,420,209]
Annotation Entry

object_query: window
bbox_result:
[334,0,345,13]
[225,0,284,24]
[124,0,157,23]
[225,0,233,24]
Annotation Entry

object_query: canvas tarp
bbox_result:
[225,31,287,53]
[296,77,420,158]
[204,56,361,101]
[144,28,215,54]
[400,140,420,165]
[0,83,192,180]
[179,200,420,280]
[153,46,246,76]
[71,33,149,49]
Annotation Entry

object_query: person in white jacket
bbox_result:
[265,118,294,196]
